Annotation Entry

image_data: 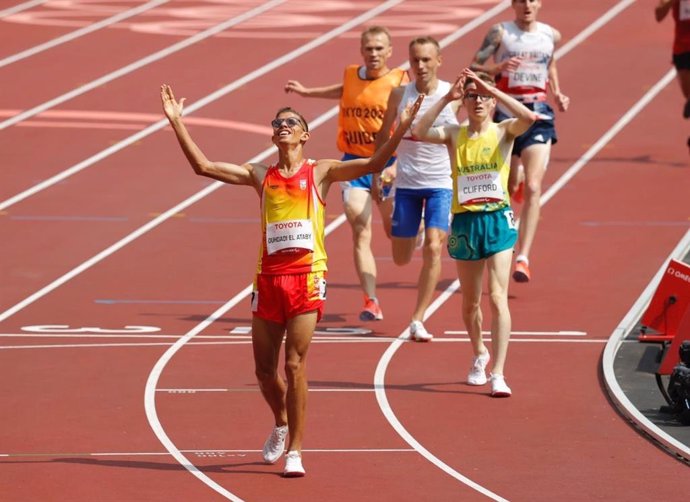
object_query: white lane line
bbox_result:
[375,282,512,501]
[0,330,585,338]
[432,338,607,343]
[0,0,286,131]
[156,388,377,393]
[542,67,677,205]
[554,0,635,59]
[0,0,45,18]
[602,229,690,462]
[0,0,169,69]
[444,330,587,336]
[0,338,607,350]
[0,447,414,458]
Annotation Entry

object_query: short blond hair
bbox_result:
[361,25,391,45]
[408,36,440,54]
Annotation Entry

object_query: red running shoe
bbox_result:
[512,260,531,283]
[360,296,383,321]
[512,180,525,204]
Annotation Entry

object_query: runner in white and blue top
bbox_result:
[376,36,460,342]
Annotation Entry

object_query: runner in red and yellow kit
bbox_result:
[161,83,422,478]
[656,0,690,119]
[284,26,409,322]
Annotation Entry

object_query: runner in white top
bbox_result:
[470,0,570,284]
[376,36,460,341]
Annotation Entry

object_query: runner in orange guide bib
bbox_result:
[284,26,410,322]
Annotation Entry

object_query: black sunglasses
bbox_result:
[271,117,304,130]
[465,93,493,102]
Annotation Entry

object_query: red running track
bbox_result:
[1,1,689,500]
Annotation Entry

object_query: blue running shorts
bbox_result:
[339,152,396,195]
[447,206,517,261]
[391,188,452,238]
[494,101,558,156]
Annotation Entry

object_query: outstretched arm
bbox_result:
[319,94,425,183]
[284,80,343,99]
[160,84,262,189]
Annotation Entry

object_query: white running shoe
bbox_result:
[490,373,512,397]
[283,450,305,477]
[410,320,432,342]
[262,425,288,464]
[467,351,490,385]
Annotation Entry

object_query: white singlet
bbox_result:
[395,80,458,190]
[495,21,555,97]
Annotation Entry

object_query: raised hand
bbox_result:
[461,68,492,95]
[399,93,425,127]
[284,80,306,94]
[160,84,185,122]
[446,73,467,101]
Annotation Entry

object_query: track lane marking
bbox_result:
[0,338,606,350]
[0,447,415,458]
[0,0,45,19]
[0,0,168,68]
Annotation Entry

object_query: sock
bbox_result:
[516,254,529,265]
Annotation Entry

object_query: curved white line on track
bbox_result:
[602,229,690,462]
[0,0,286,131]
[374,281,509,502]
[144,212,345,500]
[0,0,45,19]
[0,0,168,69]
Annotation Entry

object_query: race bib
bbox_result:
[458,171,505,205]
[508,60,547,89]
[315,275,327,300]
[266,219,314,254]
[504,209,517,230]
[682,0,690,21]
